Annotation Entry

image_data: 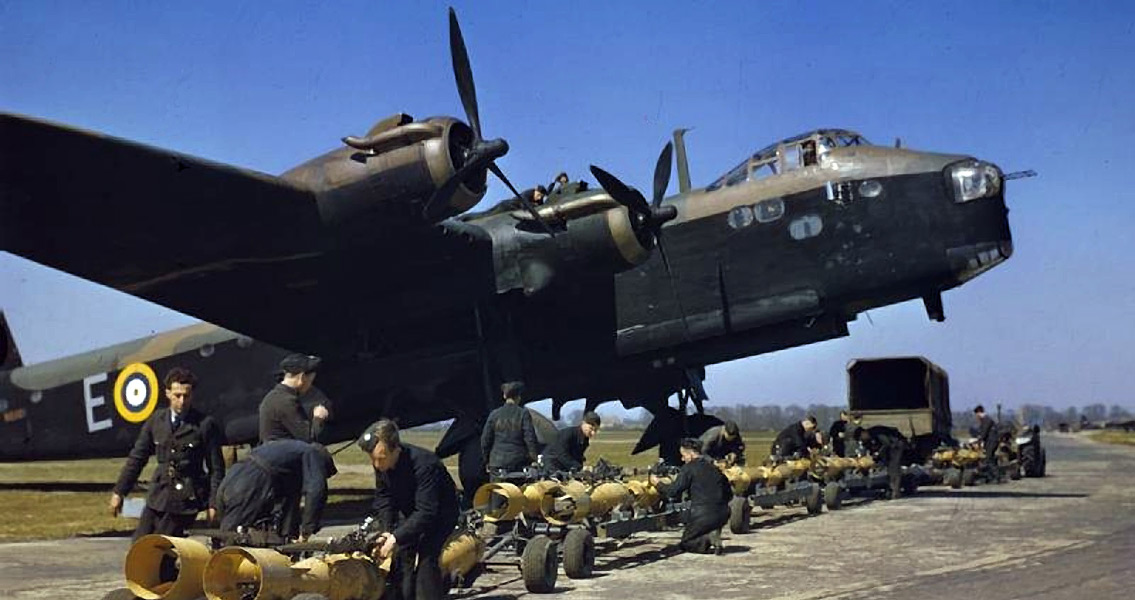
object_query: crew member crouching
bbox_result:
[651,438,731,555]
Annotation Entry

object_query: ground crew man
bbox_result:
[855,425,914,499]
[700,420,746,466]
[973,404,1000,479]
[360,419,459,600]
[110,367,225,539]
[481,381,538,476]
[651,438,730,554]
[828,411,861,457]
[259,353,329,443]
[771,416,821,459]
[215,439,337,540]
[544,411,601,473]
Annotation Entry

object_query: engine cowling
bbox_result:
[482,191,654,295]
[281,115,485,228]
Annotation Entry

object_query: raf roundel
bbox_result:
[113,363,159,423]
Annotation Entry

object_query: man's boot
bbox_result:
[709,529,723,556]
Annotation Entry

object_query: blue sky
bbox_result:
[1,1,1132,411]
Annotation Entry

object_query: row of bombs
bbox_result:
[118,529,486,600]
[929,445,1021,487]
[116,457,894,600]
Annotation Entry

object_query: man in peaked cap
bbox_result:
[259,354,329,443]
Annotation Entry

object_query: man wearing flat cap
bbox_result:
[259,354,330,444]
[359,419,458,600]
[700,420,747,467]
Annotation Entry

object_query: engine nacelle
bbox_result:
[281,115,485,228]
[484,191,653,295]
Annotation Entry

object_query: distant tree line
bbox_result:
[564,403,1134,433]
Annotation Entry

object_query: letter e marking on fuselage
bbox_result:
[84,372,112,433]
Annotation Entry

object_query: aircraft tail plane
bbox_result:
[0,311,22,371]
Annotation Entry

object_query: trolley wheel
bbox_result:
[728,496,752,534]
[945,468,963,489]
[521,534,559,593]
[824,482,843,510]
[805,482,823,515]
[962,469,977,487]
[562,528,595,579]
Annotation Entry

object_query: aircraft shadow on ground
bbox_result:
[913,489,1089,500]
[0,481,115,492]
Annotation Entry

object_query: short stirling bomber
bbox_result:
[0,9,1015,473]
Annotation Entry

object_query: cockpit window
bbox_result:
[706,128,870,191]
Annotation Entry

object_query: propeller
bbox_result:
[590,143,691,341]
[422,9,545,227]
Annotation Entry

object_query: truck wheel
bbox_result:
[729,497,752,534]
[824,482,843,510]
[805,483,823,515]
[1021,445,1042,477]
[521,534,558,593]
[945,468,963,489]
[1039,449,1047,477]
[562,529,594,579]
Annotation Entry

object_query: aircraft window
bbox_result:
[754,198,785,223]
[788,214,823,240]
[724,169,748,187]
[781,145,802,171]
[749,159,777,180]
[801,140,818,166]
[727,206,755,229]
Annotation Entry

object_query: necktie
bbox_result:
[172,414,182,431]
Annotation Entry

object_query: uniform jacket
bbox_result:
[371,444,459,544]
[544,425,589,472]
[245,439,335,536]
[481,402,538,470]
[658,456,731,510]
[115,407,225,515]
[700,425,746,465]
[259,383,313,443]
[772,422,817,457]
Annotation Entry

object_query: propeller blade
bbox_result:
[652,142,673,208]
[589,165,650,217]
[488,163,556,237]
[448,8,481,140]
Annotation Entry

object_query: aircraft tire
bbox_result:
[562,528,594,579]
[729,496,752,534]
[521,535,558,593]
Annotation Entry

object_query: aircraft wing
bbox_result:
[0,113,331,351]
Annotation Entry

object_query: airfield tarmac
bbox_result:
[1,434,1131,600]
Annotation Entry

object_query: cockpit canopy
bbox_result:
[707,129,870,191]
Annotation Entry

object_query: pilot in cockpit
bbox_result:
[802,140,818,167]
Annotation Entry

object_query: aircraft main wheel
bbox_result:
[521,534,559,593]
[824,482,843,510]
[562,529,595,579]
[805,483,823,515]
[100,588,136,600]
[729,496,752,534]
[945,468,963,489]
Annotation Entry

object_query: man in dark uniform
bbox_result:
[651,438,731,555]
[360,419,459,600]
[216,439,336,540]
[828,411,862,458]
[259,353,329,443]
[855,425,914,499]
[481,381,538,476]
[700,420,746,466]
[771,415,821,459]
[110,367,225,539]
[544,411,601,473]
[973,404,1000,479]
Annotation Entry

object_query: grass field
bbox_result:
[0,429,777,541]
[1088,430,1135,446]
